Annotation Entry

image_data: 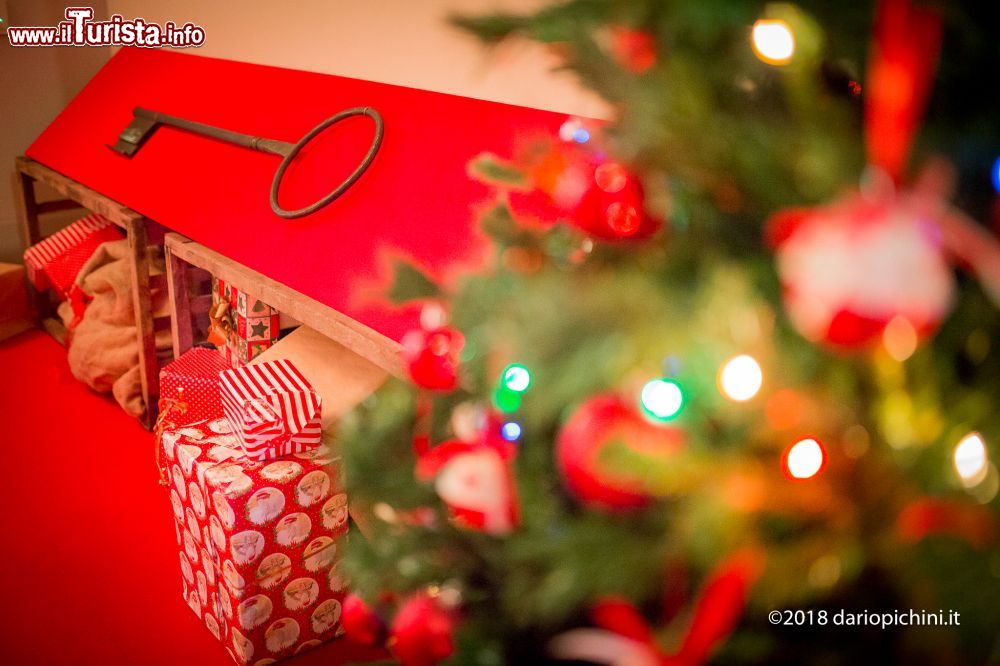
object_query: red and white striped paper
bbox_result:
[220,359,323,461]
[23,214,122,296]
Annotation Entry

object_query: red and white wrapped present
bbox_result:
[159,417,350,665]
[159,347,231,424]
[22,213,122,297]
[220,360,323,461]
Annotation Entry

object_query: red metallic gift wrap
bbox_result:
[160,418,350,665]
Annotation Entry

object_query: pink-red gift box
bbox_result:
[159,347,231,425]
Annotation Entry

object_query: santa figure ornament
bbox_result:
[769,0,967,352]
[770,187,954,350]
[415,416,519,535]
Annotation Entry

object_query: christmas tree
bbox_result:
[333,1,1000,663]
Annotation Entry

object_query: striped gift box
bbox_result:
[219,359,323,461]
[23,214,122,297]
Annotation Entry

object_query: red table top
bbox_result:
[27,49,569,342]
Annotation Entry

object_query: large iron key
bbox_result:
[109,106,383,219]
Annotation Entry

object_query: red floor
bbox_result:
[0,330,383,665]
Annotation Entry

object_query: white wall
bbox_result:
[0,0,607,262]
[106,0,609,117]
[0,0,112,262]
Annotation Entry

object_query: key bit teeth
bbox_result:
[108,114,158,157]
[107,140,139,157]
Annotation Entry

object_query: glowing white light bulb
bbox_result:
[502,365,531,393]
[640,379,683,420]
[751,19,795,65]
[719,354,763,401]
[785,438,825,479]
[954,432,988,487]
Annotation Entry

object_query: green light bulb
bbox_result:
[493,385,522,413]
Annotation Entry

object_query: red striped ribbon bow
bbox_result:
[220,359,323,461]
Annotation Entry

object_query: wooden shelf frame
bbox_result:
[14,156,167,428]
[164,233,404,378]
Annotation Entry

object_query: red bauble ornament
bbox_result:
[573,162,650,239]
[401,325,464,391]
[389,593,456,666]
[770,190,954,350]
[508,143,659,241]
[341,593,387,646]
[610,26,657,74]
[556,395,684,511]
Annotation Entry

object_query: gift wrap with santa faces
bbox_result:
[160,418,350,665]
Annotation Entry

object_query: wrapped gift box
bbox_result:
[159,347,231,424]
[211,277,281,366]
[22,213,122,298]
[250,325,387,430]
[220,359,323,461]
[160,417,349,665]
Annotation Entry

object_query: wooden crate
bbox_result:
[165,233,404,538]
[164,232,403,376]
[13,156,169,428]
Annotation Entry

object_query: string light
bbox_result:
[954,432,988,487]
[883,316,918,362]
[502,364,532,393]
[640,378,684,421]
[493,385,522,413]
[501,422,522,442]
[559,118,590,144]
[718,354,763,401]
[784,438,826,480]
[751,19,795,65]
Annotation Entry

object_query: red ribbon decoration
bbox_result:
[67,283,91,330]
[864,0,942,181]
[553,549,763,666]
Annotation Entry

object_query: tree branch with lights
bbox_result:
[333,1,1000,663]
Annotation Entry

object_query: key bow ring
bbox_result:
[110,106,384,219]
